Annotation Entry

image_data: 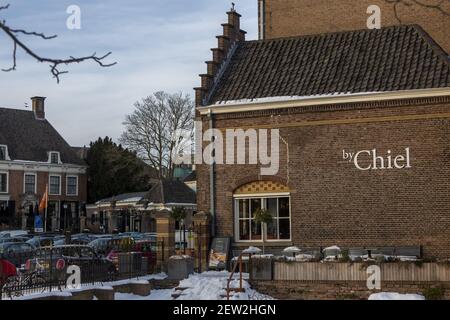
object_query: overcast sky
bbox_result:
[0,0,258,146]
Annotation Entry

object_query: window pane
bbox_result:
[238,199,249,219]
[67,177,77,195]
[0,173,7,192]
[51,153,59,164]
[0,147,5,160]
[50,176,60,194]
[279,219,290,240]
[266,219,278,240]
[267,198,277,217]
[239,220,250,240]
[25,175,35,193]
[250,199,261,217]
[251,220,262,240]
[279,197,290,217]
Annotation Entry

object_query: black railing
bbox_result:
[0,240,164,299]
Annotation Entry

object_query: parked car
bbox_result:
[0,258,18,289]
[105,238,156,273]
[88,237,113,256]
[26,236,55,248]
[53,237,91,246]
[0,242,35,267]
[28,245,117,282]
[0,237,25,244]
[0,230,29,239]
[119,232,144,240]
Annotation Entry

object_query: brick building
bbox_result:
[0,97,87,232]
[194,9,450,258]
[257,0,450,53]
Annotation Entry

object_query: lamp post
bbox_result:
[63,203,68,231]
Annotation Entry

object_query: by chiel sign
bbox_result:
[342,148,412,171]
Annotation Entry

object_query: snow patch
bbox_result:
[242,246,262,254]
[368,292,425,300]
[283,246,301,253]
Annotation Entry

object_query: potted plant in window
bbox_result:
[253,208,273,254]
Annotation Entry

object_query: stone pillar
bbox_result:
[109,211,117,232]
[21,214,27,230]
[79,216,86,231]
[192,212,211,273]
[155,210,175,272]
[51,216,57,232]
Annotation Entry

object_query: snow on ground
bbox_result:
[3,273,167,300]
[368,292,425,300]
[114,289,173,300]
[175,271,273,300]
[115,271,274,301]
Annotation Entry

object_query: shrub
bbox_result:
[422,286,445,300]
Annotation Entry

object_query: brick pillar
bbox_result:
[192,212,211,273]
[155,210,175,272]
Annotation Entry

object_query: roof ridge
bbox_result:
[411,24,450,65]
[243,24,422,44]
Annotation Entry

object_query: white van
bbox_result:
[0,230,29,238]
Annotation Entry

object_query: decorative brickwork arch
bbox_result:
[234,180,290,195]
[229,175,289,194]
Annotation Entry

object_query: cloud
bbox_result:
[0,0,258,146]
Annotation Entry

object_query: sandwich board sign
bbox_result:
[209,237,230,270]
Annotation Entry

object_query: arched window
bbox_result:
[233,181,291,242]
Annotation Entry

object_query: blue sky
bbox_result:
[0,0,258,146]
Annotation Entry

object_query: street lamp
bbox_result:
[63,203,68,231]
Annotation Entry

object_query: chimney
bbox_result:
[31,96,46,119]
[194,5,246,107]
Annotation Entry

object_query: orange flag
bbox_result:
[39,185,48,213]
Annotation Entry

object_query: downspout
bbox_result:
[208,108,216,237]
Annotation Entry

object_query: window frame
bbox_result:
[48,151,61,164]
[233,193,291,243]
[23,172,37,194]
[0,171,8,194]
[0,145,10,161]
[66,175,78,196]
[48,174,61,196]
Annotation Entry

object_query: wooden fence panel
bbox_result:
[273,262,450,282]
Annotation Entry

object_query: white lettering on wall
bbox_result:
[367,5,381,29]
[343,148,411,170]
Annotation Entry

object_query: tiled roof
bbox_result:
[97,192,147,204]
[0,107,86,165]
[183,170,196,182]
[144,179,196,205]
[207,25,450,105]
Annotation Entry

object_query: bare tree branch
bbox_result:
[0,3,116,82]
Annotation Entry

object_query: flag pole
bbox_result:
[44,184,48,232]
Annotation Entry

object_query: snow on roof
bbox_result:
[212,92,386,107]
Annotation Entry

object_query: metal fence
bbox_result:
[0,239,163,299]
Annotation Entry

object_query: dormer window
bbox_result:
[49,151,61,164]
[0,145,10,161]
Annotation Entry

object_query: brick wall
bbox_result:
[260,0,450,53]
[250,280,450,300]
[197,97,450,258]
[7,170,87,203]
